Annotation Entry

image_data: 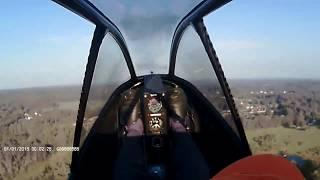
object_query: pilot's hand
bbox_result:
[170,117,186,133]
[126,118,144,136]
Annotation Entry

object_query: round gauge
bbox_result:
[149,117,163,130]
[148,98,162,113]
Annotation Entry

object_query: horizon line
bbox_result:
[1,77,320,91]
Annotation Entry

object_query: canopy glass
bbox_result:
[89,0,203,75]
[80,0,240,140]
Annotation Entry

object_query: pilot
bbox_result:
[113,88,210,180]
[112,87,305,180]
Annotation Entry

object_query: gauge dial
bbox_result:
[149,117,163,130]
[148,98,162,113]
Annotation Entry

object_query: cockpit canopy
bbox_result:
[79,0,242,141]
[52,0,252,178]
[89,0,203,75]
[53,0,249,157]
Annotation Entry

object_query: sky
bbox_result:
[0,0,319,89]
[207,0,320,80]
[0,1,94,89]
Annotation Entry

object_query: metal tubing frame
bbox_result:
[193,19,251,154]
[70,26,106,172]
[51,0,252,172]
[168,0,251,152]
[169,0,232,75]
[52,0,137,79]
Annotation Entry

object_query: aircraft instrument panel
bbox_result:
[143,93,168,135]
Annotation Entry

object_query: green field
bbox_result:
[247,127,320,155]
[246,126,320,179]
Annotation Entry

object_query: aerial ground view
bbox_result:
[0,79,319,179]
[230,79,320,179]
[1,0,319,180]
[0,86,80,180]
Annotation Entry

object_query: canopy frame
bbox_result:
[52,0,252,173]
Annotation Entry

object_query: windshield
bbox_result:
[175,26,239,135]
[89,0,203,75]
[82,32,131,142]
